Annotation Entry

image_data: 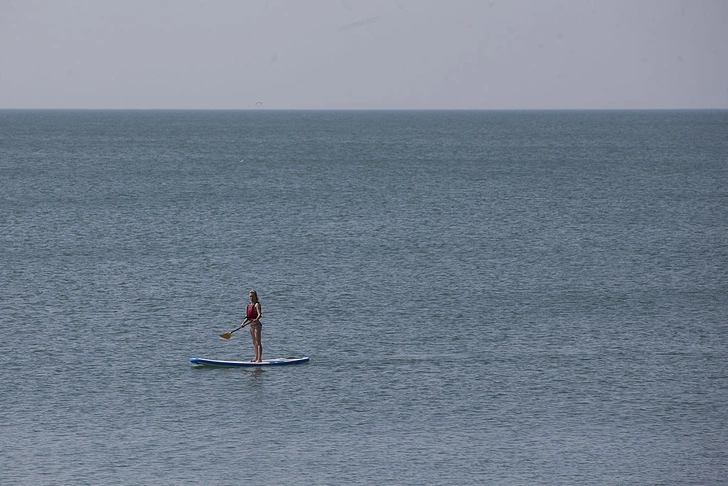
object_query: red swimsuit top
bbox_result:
[246,303,260,320]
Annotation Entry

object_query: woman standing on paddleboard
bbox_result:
[241,290,263,362]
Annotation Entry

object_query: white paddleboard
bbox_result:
[190,356,309,367]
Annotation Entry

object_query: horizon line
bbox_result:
[1,107,726,112]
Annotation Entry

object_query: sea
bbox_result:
[1,110,726,485]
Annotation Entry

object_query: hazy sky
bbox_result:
[1,0,726,109]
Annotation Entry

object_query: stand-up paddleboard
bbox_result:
[190,356,309,367]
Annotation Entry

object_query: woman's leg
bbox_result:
[249,326,256,361]
[251,323,262,362]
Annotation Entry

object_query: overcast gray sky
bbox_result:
[1,0,726,109]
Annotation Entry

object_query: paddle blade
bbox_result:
[219,332,232,339]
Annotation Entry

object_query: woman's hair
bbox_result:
[248,290,259,303]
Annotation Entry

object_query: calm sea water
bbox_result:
[1,110,726,485]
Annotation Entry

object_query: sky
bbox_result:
[1,0,726,109]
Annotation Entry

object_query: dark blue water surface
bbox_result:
[1,110,727,484]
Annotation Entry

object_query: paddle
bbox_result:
[219,324,246,340]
